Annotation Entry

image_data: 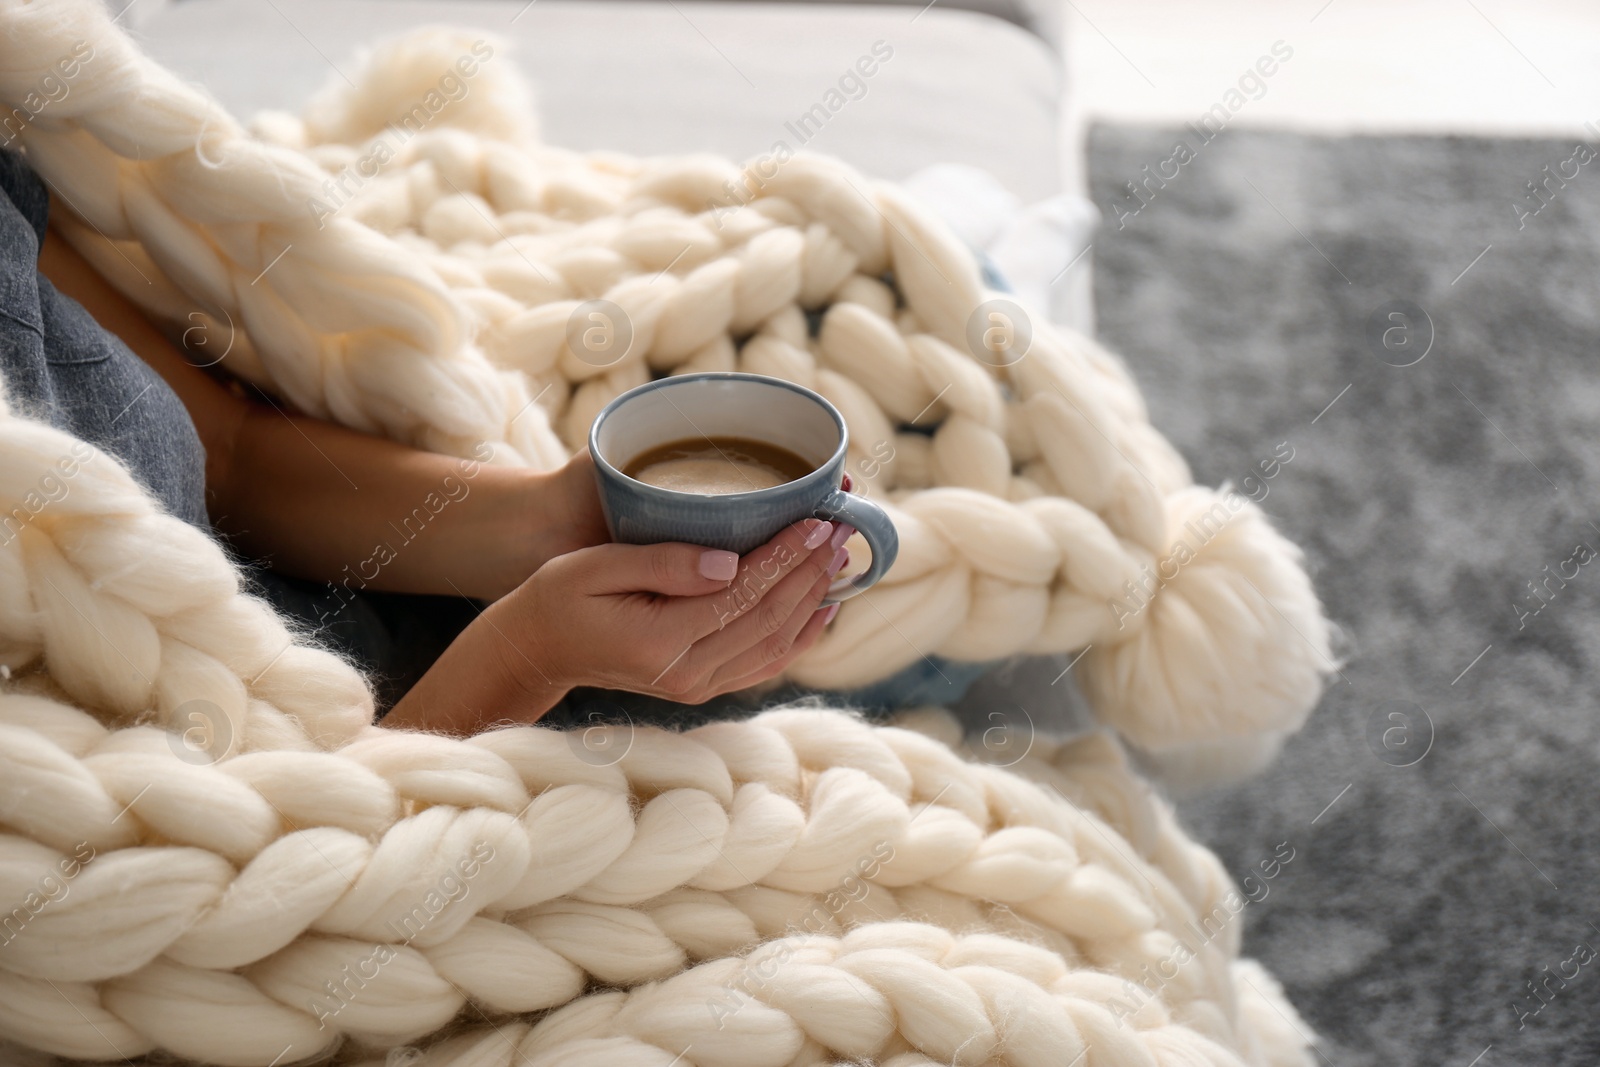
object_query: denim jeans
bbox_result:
[0,147,471,713]
[0,148,207,531]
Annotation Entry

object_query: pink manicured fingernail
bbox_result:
[827,547,849,577]
[829,523,855,550]
[803,519,834,550]
[822,603,841,624]
[700,549,738,581]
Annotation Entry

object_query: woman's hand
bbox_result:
[383,517,850,734]
[519,449,612,577]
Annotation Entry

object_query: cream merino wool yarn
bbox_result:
[0,3,1326,1063]
[3,0,1334,774]
[0,405,1318,1065]
[0,387,1323,1064]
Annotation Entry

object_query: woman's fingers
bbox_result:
[570,540,740,597]
[701,535,842,657]
[707,596,838,695]
[704,564,842,690]
[550,518,842,702]
[674,537,846,692]
[661,517,836,640]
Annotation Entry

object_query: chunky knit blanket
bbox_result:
[0,2,1326,1064]
[15,5,1334,769]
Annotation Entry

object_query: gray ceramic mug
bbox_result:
[589,372,899,602]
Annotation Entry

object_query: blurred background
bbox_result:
[119,2,1600,1064]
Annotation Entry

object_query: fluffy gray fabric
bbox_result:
[1085,124,1600,1065]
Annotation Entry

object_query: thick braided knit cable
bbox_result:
[1,1,1333,770]
[0,349,1311,1062]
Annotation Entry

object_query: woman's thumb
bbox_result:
[591,542,739,596]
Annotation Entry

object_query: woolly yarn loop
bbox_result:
[5,1,1332,763]
[0,675,1304,1065]
[0,385,1312,1063]
[0,6,1318,1064]
[0,396,1303,1062]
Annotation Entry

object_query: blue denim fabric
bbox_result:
[803,656,996,711]
[0,147,468,713]
[544,654,997,734]
[0,148,207,529]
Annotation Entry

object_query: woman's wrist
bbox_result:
[518,465,581,586]
[474,457,606,602]
[383,592,572,734]
[481,582,577,714]
[471,465,554,600]
[451,464,567,601]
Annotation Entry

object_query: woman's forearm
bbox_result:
[39,219,585,600]
[217,405,559,600]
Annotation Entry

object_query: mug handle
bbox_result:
[813,488,899,603]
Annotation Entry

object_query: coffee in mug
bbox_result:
[588,372,899,602]
[623,436,816,494]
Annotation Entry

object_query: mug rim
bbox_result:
[588,371,849,501]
